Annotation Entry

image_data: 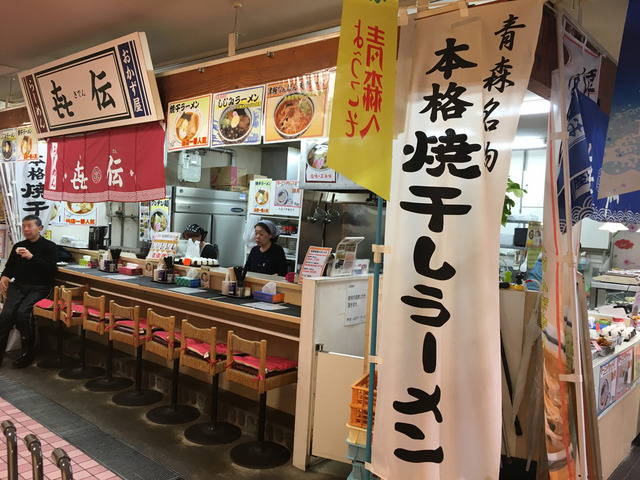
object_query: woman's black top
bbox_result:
[244,243,288,276]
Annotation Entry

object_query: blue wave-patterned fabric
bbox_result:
[558,89,640,233]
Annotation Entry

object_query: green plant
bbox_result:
[502,178,526,226]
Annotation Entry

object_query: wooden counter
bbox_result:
[57,265,301,342]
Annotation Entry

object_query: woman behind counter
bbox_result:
[244,220,288,276]
[182,224,218,259]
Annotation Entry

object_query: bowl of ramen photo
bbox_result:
[174,110,201,144]
[2,140,13,161]
[276,188,289,205]
[307,142,329,170]
[150,210,168,232]
[255,189,269,206]
[273,93,315,139]
[218,105,253,144]
[20,136,32,157]
[66,202,94,215]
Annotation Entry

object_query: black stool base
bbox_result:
[230,440,291,469]
[59,365,104,380]
[185,421,241,445]
[112,389,162,406]
[37,356,77,369]
[85,376,133,392]
[146,404,200,425]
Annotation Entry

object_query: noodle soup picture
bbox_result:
[273,93,315,139]
[219,106,252,144]
[174,110,201,143]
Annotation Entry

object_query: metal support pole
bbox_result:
[2,420,18,480]
[51,448,74,480]
[23,433,43,480]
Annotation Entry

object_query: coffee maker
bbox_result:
[88,226,109,250]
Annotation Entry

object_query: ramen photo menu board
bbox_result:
[211,86,264,147]
[263,71,331,144]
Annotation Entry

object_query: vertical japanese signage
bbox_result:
[212,86,264,146]
[326,0,397,199]
[19,32,163,138]
[167,94,212,151]
[372,2,543,480]
[16,143,54,230]
[264,71,331,143]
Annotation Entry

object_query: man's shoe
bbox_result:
[12,352,34,369]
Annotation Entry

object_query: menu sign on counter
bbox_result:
[331,237,364,277]
[211,86,264,146]
[167,94,212,151]
[19,32,164,138]
[299,246,332,283]
[147,231,179,259]
[263,71,331,144]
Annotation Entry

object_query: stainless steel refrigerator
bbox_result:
[170,186,248,267]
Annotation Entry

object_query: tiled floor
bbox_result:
[0,397,121,480]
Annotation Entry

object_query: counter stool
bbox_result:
[108,301,163,406]
[37,284,88,370]
[179,320,240,445]
[84,298,133,393]
[226,331,298,469]
[58,287,104,379]
[144,310,200,425]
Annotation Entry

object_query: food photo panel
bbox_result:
[211,86,264,146]
[167,95,212,151]
[263,71,330,143]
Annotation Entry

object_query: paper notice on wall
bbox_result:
[345,281,367,326]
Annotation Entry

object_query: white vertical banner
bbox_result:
[15,142,54,235]
[372,2,543,479]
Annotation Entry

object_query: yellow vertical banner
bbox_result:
[326,0,398,200]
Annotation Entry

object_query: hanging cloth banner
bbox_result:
[599,0,640,198]
[371,1,543,479]
[326,0,398,200]
[561,29,601,106]
[43,121,166,203]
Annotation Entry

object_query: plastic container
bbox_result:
[349,371,377,428]
[345,440,366,463]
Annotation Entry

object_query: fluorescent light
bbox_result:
[512,136,547,149]
[598,222,628,233]
[520,98,550,116]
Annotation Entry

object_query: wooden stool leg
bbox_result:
[184,375,241,445]
[59,327,104,380]
[146,358,200,425]
[84,340,132,392]
[229,391,291,469]
[112,345,162,406]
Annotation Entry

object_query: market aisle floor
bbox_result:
[0,359,351,480]
[0,396,121,480]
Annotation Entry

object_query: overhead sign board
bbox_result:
[19,32,163,138]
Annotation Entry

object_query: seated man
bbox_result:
[0,215,57,368]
